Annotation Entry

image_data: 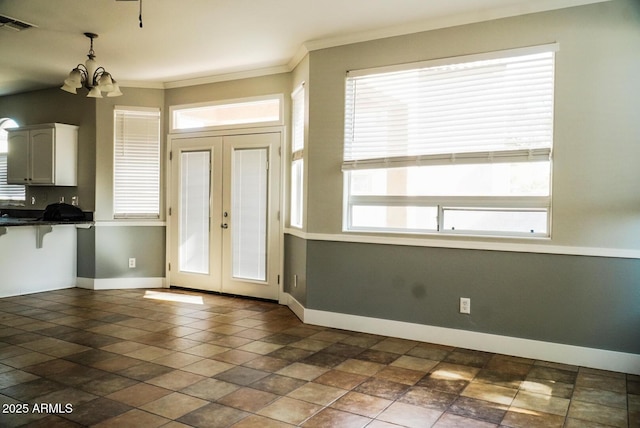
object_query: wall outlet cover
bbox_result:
[460,297,471,314]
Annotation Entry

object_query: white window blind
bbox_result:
[114,107,161,218]
[291,84,305,155]
[0,118,25,203]
[290,83,305,228]
[344,45,556,171]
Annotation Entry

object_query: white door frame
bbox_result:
[166,126,285,303]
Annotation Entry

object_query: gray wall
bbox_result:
[0,86,167,282]
[78,226,165,280]
[95,87,165,221]
[284,234,308,305]
[306,240,640,354]
[94,226,166,278]
[0,88,96,212]
[305,0,640,250]
[77,227,96,278]
[83,87,166,282]
[285,0,640,355]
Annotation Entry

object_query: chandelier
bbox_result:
[60,33,122,98]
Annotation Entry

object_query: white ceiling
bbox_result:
[0,0,608,96]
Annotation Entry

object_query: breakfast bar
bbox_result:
[0,217,92,298]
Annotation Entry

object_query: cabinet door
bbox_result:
[7,130,29,184]
[30,128,55,185]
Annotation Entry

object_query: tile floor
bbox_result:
[0,288,637,428]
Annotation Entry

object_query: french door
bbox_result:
[168,132,281,300]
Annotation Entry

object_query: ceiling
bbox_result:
[0,0,609,96]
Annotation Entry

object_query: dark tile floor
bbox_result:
[0,288,637,427]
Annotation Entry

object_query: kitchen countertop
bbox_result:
[0,216,94,227]
[0,215,93,249]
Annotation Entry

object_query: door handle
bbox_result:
[221,223,228,229]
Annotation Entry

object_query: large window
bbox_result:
[290,84,305,228]
[113,107,161,218]
[343,45,556,237]
[0,118,25,204]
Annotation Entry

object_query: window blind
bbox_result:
[0,154,25,201]
[291,83,305,158]
[344,45,556,170]
[0,119,24,202]
[114,108,161,218]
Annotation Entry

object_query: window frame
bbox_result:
[113,106,162,219]
[170,94,284,133]
[290,83,305,229]
[342,44,557,238]
[0,118,25,206]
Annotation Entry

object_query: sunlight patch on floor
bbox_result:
[143,290,204,304]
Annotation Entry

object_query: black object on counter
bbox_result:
[42,203,86,221]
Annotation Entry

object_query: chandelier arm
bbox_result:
[92,66,107,86]
[73,65,89,87]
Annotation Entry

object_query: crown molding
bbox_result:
[303,0,611,52]
[163,64,291,89]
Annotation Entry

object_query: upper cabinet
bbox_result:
[7,123,78,186]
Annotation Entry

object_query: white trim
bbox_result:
[284,229,640,260]
[304,1,607,52]
[169,94,284,133]
[282,293,640,375]
[76,277,166,290]
[282,292,305,320]
[0,284,75,299]
[94,221,166,227]
[163,65,291,89]
[114,105,160,113]
[346,43,558,77]
[117,81,165,90]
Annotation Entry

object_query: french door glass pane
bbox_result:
[180,151,210,274]
[232,148,267,281]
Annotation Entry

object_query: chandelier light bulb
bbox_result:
[107,81,123,97]
[87,86,103,98]
[85,57,98,84]
[98,73,114,92]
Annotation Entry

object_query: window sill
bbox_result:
[283,228,640,260]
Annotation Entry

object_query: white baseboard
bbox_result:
[76,277,165,290]
[282,293,640,375]
[0,284,75,299]
[283,292,306,320]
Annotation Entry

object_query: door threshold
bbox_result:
[169,285,278,304]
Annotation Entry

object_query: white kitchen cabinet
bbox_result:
[7,123,78,186]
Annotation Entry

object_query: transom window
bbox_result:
[171,95,283,132]
[343,44,557,237]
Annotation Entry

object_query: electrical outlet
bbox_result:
[128,258,136,268]
[460,297,471,314]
